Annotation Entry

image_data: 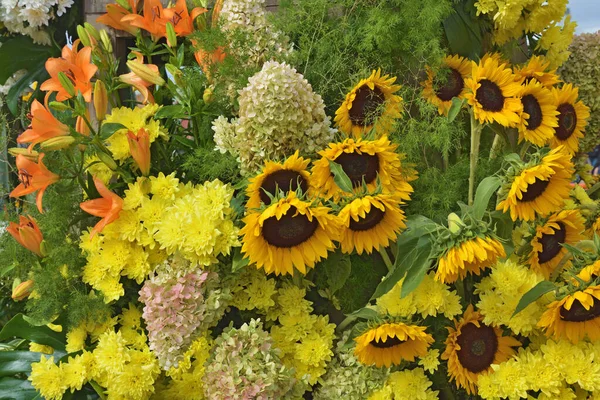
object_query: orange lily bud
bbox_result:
[166,22,177,48]
[12,280,34,301]
[126,59,165,86]
[80,178,124,238]
[8,148,39,162]
[203,87,213,104]
[93,80,108,121]
[76,110,91,136]
[97,151,118,171]
[40,136,76,151]
[77,25,92,47]
[127,128,151,176]
[100,30,112,53]
[7,215,44,256]
[48,101,71,112]
[84,22,100,40]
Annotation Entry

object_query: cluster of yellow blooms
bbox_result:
[30,305,161,400]
[367,368,439,400]
[80,173,238,302]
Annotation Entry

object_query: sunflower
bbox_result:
[549,84,590,155]
[442,305,521,395]
[240,192,340,276]
[334,69,403,138]
[513,55,560,88]
[527,210,586,279]
[496,146,574,221]
[537,285,600,343]
[311,136,415,200]
[354,322,434,368]
[422,55,472,115]
[435,236,505,284]
[517,81,558,147]
[338,194,406,255]
[464,56,523,127]
[246,151,311,210]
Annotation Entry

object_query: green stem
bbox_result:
[468,110,483,206]
[519,142,531,160]
[489,133,504,160]
[336,315,355,333]
[379,248,394,272]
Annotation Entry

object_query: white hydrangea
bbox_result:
[0,0,72,41]
[212,61,335,175]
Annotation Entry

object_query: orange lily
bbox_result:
[40,40,98,102]
[17,94,69,152]
[80,177,123,238]
[194,45,226,80]
[10,154,60,213]
[7,215,44,256]
[162,0,206,37]
[119,52,158,104]
[121,0,167,40]
[97,0,139,35]
[127,128,151,176]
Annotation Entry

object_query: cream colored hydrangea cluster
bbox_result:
[377,272,462,319]
[478,339,600,399]
[475,259,547,336]
[213,61,335,175]
[219,0,291,65]
[80,173,239,303]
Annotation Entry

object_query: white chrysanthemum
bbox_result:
[213,61,335,175]
[0,0,72,39]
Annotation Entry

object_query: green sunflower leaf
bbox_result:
[328,160,354,193]
[512,280,555,317]
[472,176,502,220]
[231,248,249,272]
[99,123,127,140]
[322,250,352,294]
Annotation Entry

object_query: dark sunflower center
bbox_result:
[476,79,505,112]
[555,103,578,141]
[522,94,543,130]
[259,170,308,205]
[560,296,600,322]
[537,222,567,264]
[369,335,406,349]
[348,85,386,126]
[456,322,498,373]
[349,207,385,231]
[333,152,380,188]
[262,206,318,248]
[519,178,550,202]
[435,68,464,101]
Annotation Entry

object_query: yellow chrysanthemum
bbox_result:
[311,136,415,200]
[354,322,434,368]
[497,146,574,221]
[418,349,441,374]
[335,69,403,138]
[103,104,167,161]
[442,305,521,395]
[517,81,558,147]
[84,154,114,185]
[338,194,406,255]
[549,83,590,155]
[422,54,472,115]
[513,55,560,88]
[246,151,312,210]
[528,210,585,279]
[465,56,523,127]
[435,236,505,284]
[538,285,600,344]
[29,356,66,400]
[379,368,439,400]
[240,192,340,276]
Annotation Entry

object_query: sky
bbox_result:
[569,0,600,34]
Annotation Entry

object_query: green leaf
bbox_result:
[99,123,127,140]
[0,314,66,351]
[442,7,482,59]
[447,97,464,122]
[0,263,17,278]
[89,381,106,400]
[512,281,555,317]
[0,37,56,85]
[322,250,352,294]
[231,248,249,272]
[400,236,434,298]
[327,160,354,193]
[6,63,46,115]
[0,351,44,377]
[345,307,379,321]
[0,377,38,400]
[472,176,502,220]
[154,105,188,119]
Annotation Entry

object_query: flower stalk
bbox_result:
[468,109,483,206]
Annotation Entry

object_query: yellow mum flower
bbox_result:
[29,356,66,400]
[418,349,441,374]
[29,342,54,354]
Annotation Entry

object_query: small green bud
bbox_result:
[77,25,91,47]
[57,72,76,97]
[447,212,464,234]
[166,22,177,48]
[97,151,118,171]
[99,30,112,53]
[48,101,71,112]
[84,22,100,40]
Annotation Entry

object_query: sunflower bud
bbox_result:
[12,280,34,301]
[77,25,91,47]
[203,87,213,104]
[166,22,177,48]
[127,60,165,86]
[447,212,464,234]
[57,72,76,97]
[84,22,100,40]
[40,136,76,151]
[93,80,108,121]
[100,29,112,53]
[8,148,39,161]
[97,151,118,171]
